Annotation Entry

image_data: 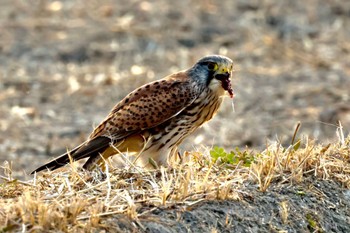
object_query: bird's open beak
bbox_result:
[214,66,234,98]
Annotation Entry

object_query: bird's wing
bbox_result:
[31,72,198,174]
[89,72,198,140]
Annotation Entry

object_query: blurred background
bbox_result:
[0,0,349,178]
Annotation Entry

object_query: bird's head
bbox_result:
[189,55,234,98]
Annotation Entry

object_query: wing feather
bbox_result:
[89,72,197,140]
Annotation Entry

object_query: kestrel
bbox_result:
[31,55,234,174]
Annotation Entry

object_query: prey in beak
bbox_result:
[214,65,234,98]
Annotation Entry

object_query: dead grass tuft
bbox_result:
[250,135,350,191]
[1,136,349,231]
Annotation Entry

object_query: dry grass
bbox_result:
[0,135,349,232]
[251,135,350,192]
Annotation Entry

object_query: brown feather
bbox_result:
[89,72,198,140]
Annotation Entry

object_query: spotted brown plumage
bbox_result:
[31,55,234,174]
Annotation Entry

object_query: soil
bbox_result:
[140,181,350,232]
[104,179,350,232]
[0,0,349,232]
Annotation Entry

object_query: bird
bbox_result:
[31,55,234,174]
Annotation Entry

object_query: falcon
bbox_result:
[31,55,234,173]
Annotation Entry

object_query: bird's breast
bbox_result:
[183,89,223,126]
[133,89,223,168]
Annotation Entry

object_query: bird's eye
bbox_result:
[207,62,218,71]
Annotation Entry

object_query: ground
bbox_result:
[0,0,349,232]
[136,180,350,233]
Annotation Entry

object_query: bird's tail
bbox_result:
[30,147,80,174]
[31,136,111,174]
